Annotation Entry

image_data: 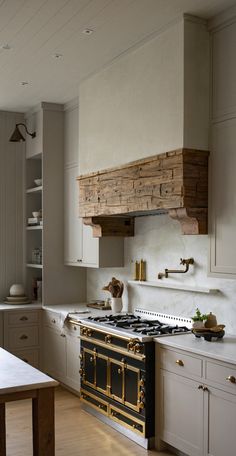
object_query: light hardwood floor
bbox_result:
[5,387,173,456]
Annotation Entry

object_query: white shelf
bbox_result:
[26,263,43,269]
[128,280,219,294]
[26,225,43,230]
[26,186,42,194]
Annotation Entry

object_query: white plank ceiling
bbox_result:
[0,0,235,112]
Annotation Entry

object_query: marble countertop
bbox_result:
[155,334,236,365]
[43,303,113,319]
[0,302,42,311]
[0,348,58,395]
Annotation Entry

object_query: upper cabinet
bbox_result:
[64,101,124,269]
[209,14,236,278]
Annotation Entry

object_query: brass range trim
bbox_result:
[80,335,146,361]
[80,389,145,437]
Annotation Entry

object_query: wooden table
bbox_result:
[0,348,58,456]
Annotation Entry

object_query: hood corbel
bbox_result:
[77,148,209,236]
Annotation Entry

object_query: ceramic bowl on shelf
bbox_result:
[34,179,42,186]
[9,283,25,297]
[32,211,41,218]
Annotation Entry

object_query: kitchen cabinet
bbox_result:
[156,345,236,456]
[43,310,80,392]
[0,313,3,347]
[209,16,236,278]
[3,309,41,368]
[64,102,124,268]
[25,108,43,159]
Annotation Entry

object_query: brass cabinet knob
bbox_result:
[176,359,184,366]
[226,375,236,384]
[203,386,209,392]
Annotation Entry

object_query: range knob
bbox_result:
[87,329,92,337]
[127,340,135,351]
[139,390,145,399]
[79,368,84,375]
[134,343,142,353]
[139,378,145,387]
[105,335,112,344]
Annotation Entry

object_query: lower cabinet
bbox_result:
[157,346,236,456]
[159,370,204,456]
[43,320,80,393]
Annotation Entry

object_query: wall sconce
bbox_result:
[9,123,36,142]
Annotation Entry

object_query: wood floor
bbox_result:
[5,387,173,456]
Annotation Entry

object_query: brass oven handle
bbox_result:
[226,375,236,384]
[20,334,28,340]
[176,359,184,367]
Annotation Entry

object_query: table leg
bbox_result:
[32,387,55,456]
[0,403,6,456]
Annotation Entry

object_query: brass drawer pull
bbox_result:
[198,384,203,390]
[226,375,236,384]
[20,334,28,340]
[20,316,28,321]
[176,359,184,366]
[61,334,66,338]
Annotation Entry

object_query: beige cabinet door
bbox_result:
[209,118,236,277]
[66,335,80,392]
[206,387,236,456]
[159,370,204,456]
[64,165,83,265]
[43,326,66,381]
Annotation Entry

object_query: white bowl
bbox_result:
[32,211,40,218]
[34,179,42,186]
[9,284,25,297]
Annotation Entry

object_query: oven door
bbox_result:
[83,348,108,395]
[110,357,141,412]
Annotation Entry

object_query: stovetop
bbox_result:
[77,309,192,342]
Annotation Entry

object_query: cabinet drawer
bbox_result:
[6,310,39,326]
[206,361,236,393]
[80,389,108,415]
[13,349,39,368]
[7,326,39,349]
[43,311,61,330]
[159,347,202,379]
[109,405,145,436]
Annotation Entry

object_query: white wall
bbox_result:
[0,111,24,299]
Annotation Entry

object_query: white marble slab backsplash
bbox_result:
[87,214,236,334]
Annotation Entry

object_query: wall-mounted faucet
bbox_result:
[158,258,194,279]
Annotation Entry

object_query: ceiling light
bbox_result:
[9,123,36,142]
[53,53,63,59]
[0,44,12,50]
[82,29,94,35]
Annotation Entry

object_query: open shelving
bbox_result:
[128,280,219,294]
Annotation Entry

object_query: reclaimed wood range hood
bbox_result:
[77,148,209,237]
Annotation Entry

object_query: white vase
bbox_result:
[192,320,205,329]
[111,297,123,313]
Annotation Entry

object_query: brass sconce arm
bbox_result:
[158,258,194,279]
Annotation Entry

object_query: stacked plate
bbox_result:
[4,296,31,304]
